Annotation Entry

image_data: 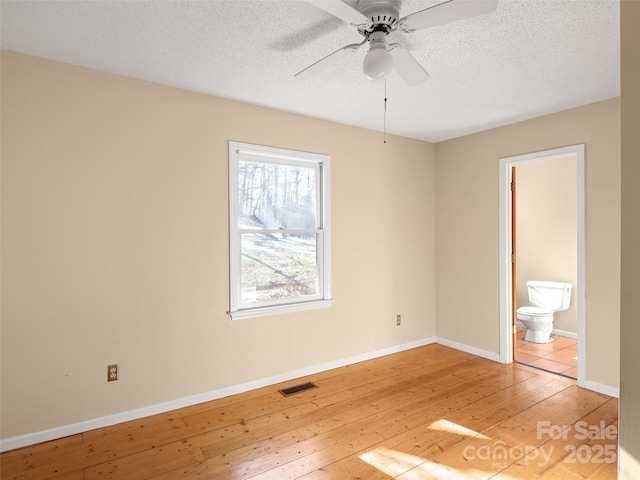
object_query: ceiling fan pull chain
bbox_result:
[384,80,388,144]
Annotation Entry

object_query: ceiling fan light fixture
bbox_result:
[363,47,393,81]
[363,32,393,81]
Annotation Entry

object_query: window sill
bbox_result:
[229,299,333,320]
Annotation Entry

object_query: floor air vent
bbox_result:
[278,382,318,397]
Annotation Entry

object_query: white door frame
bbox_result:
[498,144,586,388]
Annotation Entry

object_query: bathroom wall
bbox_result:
[515,156,578,335]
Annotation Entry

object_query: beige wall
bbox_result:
[516,156,577,334]
[0,51,437,439]
[0,48,625,445]
[620,0,640,477]
[435,98,620,389]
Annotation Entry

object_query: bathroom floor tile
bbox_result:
[515,330,577,379]
[514,351,539,364]
[564,366,578,379]
[534,339,569,352]
[550,336,575,349]
[516,344,544,356]
[543,348,578,365]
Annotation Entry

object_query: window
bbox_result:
[228,141,332,319]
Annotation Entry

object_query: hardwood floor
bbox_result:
[1,344,618,479]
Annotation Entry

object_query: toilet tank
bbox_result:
[527,281,573,311]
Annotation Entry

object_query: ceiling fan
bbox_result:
[296,0,499,86]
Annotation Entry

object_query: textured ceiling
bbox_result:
[1,0,620,142]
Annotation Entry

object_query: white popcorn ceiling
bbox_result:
[1,0,620,142]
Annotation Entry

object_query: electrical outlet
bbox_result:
[396,314,401,326]
[107,364,119,382]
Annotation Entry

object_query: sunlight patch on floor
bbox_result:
[359,447,425,477]
[427,419,491,440]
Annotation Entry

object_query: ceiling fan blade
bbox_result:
[389,46,429,86]
[270,18,343,52]
[304,0,369,26]
[400,0,498,32]
[295,43,362,80]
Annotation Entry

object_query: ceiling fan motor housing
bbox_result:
[357,0,402,32]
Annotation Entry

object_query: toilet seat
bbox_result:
[517,306,553,317]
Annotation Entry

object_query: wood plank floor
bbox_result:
[1,344,618,479]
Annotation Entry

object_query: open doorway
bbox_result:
[499,145,586,388]
[512,158,578,378]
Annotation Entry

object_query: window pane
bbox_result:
[241,233,319,303]
[238,161,317,229]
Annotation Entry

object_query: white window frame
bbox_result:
[228,141,332,320]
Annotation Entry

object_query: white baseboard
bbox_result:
[551,328,578,340]
[0,336,437,453]
[3,335,617,453]
[435,336,502,363]
[583,380,620,398]
[515,322,578,340]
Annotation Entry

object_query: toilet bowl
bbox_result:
[516,306,555,343]
[516,281,572,344]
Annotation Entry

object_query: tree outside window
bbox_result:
[228,142,331,319]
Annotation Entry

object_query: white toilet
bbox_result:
[517,281,573,343]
